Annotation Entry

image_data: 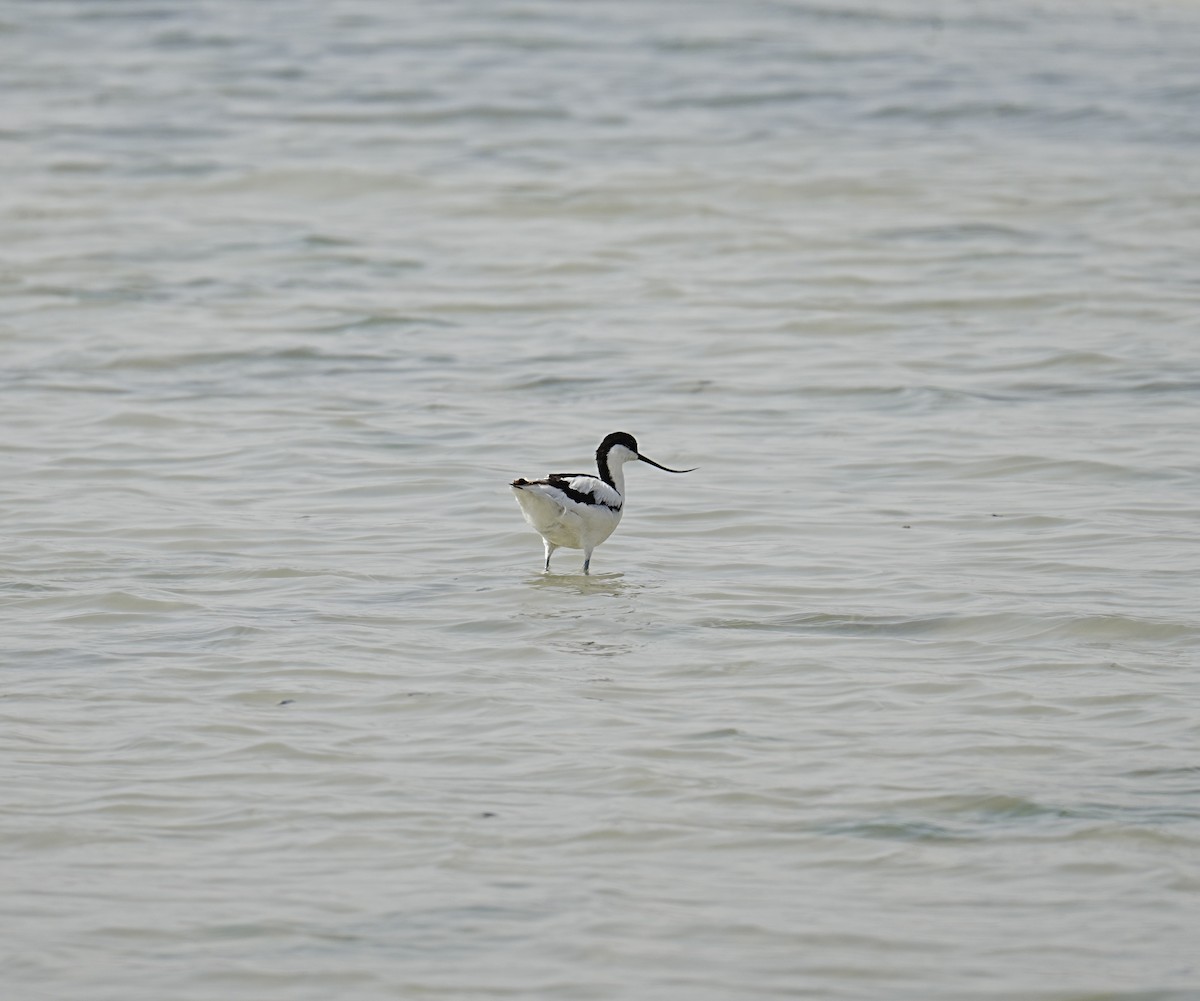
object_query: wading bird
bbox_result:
[510,431,695,574]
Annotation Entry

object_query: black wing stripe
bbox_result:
[550,475,622,511]
[513,475,622,512]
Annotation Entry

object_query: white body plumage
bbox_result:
[510,432,694,575]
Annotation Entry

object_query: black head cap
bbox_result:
[597,431,639,458]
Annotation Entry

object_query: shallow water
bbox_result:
[3,1,1200,998]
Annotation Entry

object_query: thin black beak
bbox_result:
[638,453,696,474]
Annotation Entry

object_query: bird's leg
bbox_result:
[582,546,594,575]
[543,540,557,572]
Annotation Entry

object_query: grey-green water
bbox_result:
[3,1,1199,998]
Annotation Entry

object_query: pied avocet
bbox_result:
[510,431,695,574]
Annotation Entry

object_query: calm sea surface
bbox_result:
[3,1,1199,998]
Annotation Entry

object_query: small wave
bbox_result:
[701,609,1196,646]
[874,222,1039,244]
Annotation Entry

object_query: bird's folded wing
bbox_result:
[550,475,622,510]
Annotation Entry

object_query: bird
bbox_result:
[510,431,695,575]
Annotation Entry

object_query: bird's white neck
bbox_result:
[598,444,638,496]
[606,461,627,498]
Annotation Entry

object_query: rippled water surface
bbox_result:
[3,1,1200,998]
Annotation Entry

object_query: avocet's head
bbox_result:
[597,431,696,473]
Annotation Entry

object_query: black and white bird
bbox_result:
[510,431,695,574]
